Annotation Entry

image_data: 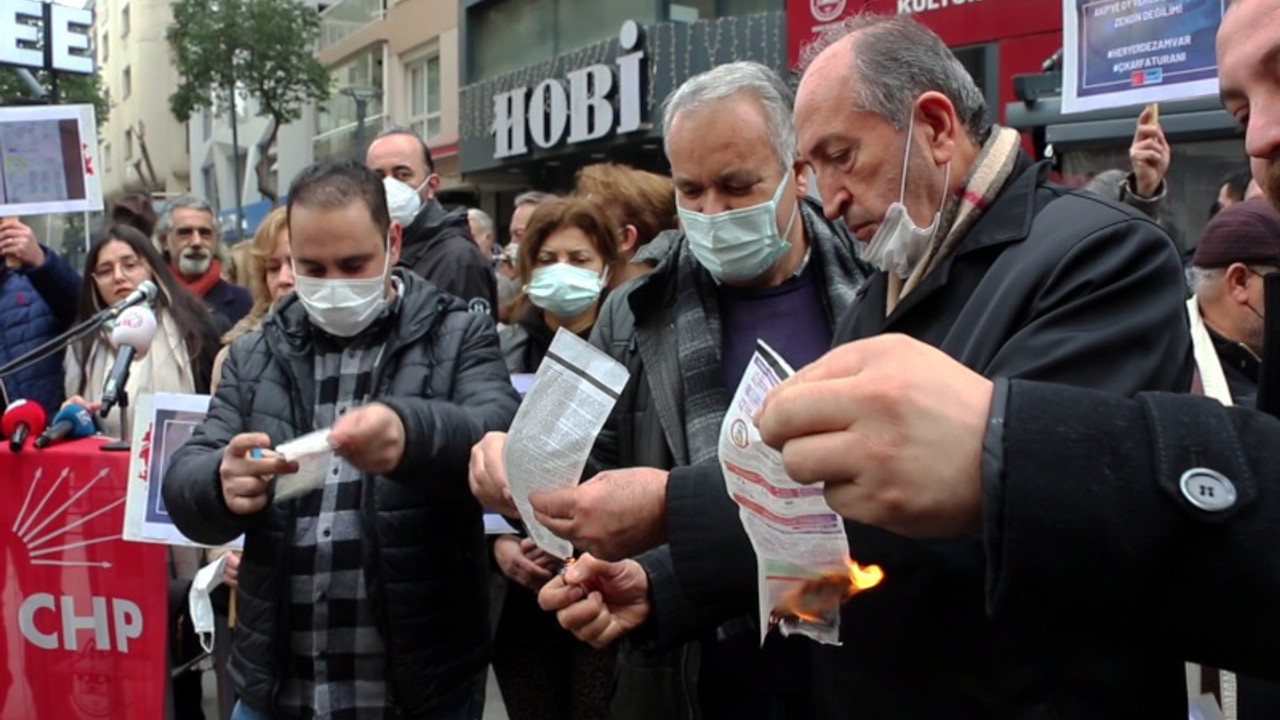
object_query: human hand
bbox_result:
[468,432,519,518]
[538,553,651,648]
[529,467,668,561]
[756,334,992,537]
[330,403,406,475]
[493,535,558,590]
[63,395,103,416]
[220,433,297,515]
[220,551,241,588]
[1130,104,1170,198]
[0,219,44,268]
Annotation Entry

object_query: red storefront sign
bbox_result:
[1,438,167,720]
[786,0,1062,120]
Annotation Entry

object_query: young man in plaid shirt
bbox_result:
[165,160,520,720]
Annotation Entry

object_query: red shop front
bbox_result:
[787,0,1062,127]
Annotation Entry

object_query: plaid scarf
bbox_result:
[673,200,867,465]
[889,125,1023,312]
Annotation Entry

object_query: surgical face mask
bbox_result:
[678,172,798,283]
[189,554,229,655]
[383,176,429,227]
[862,114,951,279]
[293,240,391,337]
[527,263,605,318]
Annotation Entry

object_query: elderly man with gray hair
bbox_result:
[156,194,252,325]
[468,60,870,718]
[533,13,1193,720]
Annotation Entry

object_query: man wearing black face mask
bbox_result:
[469,61,872,719]
[163,160,519,720]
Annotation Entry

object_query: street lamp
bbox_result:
[340,84,382,161]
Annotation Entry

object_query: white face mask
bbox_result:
[862,113,951,279]
[188,554,229,655]
[383,176,429,227]
[292,239,392,338]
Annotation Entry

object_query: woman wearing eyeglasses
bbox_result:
[63,224,222,438]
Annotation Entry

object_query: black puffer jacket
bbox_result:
[163,270,519,717]
[400,199,497,320]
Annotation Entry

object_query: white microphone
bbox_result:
[107,280,159,317]
[99,304,158,417]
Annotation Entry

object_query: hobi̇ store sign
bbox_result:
[492,20,646,160]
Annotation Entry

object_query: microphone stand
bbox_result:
[100,389,131,452]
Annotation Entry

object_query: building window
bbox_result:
[102,142,112,172]
[99,30,108,62]
[121,4,130,37]
[470,0,657,82]
[125,128,134,160]
[406,52,441,140]
[669,0,777,21]
[122,66,132,99]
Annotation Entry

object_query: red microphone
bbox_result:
[3,399,48,452]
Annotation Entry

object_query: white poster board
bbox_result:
[0,103,103,216]
[1062,0,1224,113]
[123,392,243,549]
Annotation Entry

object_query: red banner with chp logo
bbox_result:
[0,438,166,720]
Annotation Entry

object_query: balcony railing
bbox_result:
[318,0,385,51]
[313,114,387,162]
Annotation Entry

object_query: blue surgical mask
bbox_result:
[862,113,951,279]
[527,263,605,318]
[678,173,798,283]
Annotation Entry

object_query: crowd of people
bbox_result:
[3,3,1280,719]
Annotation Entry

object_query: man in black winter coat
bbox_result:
[367,126,497,319]
[539,14,1194,720]
[163,160,519,720]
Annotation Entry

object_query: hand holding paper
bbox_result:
[469,431,519,518]
[529,466,669,561]
[502,329,630,558]
[330,402,405,475]
[220,433,296,515]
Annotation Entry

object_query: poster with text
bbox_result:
[1063,0,1224,113]
[0,104,103,216]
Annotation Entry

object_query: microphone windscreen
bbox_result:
[52,403,96,437]
[2,399,48,437]
[110,305,158,355]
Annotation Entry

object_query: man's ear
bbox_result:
[388,222,403,266]
[915,91,960,167]
[423,173,442,200]
[1225,263,1254,303]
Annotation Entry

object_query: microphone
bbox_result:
[34,403,97,448]
[100,305,158,418]
[3,399,48,452]
[107,280,158,317]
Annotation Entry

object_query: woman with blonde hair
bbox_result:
[211,206,295,383]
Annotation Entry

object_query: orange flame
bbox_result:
[770,557,884,626]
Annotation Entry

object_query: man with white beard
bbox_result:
[157,195,252,325]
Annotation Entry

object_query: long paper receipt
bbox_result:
[720,341,880,646]
[503,328,630,558]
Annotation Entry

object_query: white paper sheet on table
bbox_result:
[502,329,630,559]
[719,341,851,646]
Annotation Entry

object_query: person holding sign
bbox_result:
[0,216,81,414]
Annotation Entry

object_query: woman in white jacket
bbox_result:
[64,224,222,437]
